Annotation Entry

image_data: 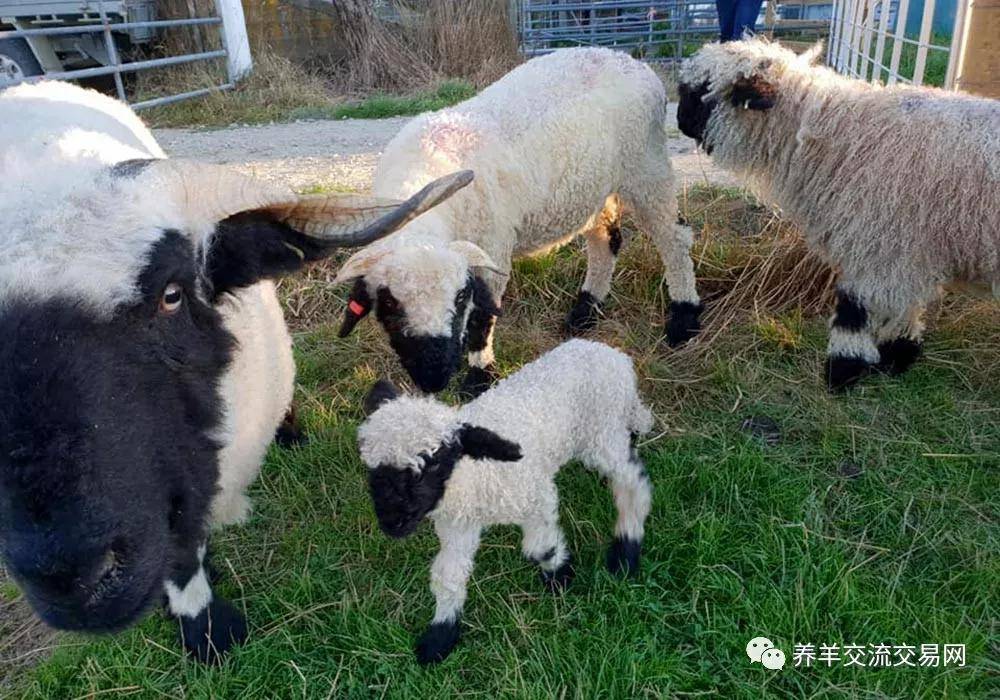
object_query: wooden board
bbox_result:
[957,0,1000,98]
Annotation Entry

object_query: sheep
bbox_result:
[358,338,654,664]
[335,47,702,396]
[0,80,472,662]
[676,38,1000,390]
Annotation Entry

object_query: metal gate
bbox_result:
[828,0,969,86]
[0,0,251,109]
[517,0,830,61]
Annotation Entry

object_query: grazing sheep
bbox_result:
[676,38,1000,390]
[336,48,702,396]
[0,80,471,662]
[358,339,654,663]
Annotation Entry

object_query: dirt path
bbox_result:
[155,105,738,192]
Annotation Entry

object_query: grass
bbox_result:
[9,186,1000,698]
[139,51,476,129]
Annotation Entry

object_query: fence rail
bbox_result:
[519,0,830,60]
[0,0,249,109]
[827,0,968,87]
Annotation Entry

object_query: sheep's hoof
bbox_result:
[178,597,248,665]
[457,365,498,401]
[665,301,703,347]
[565,292,601,335]
[876,338,922,376]
[274,408,308,449]
[415,619,461,665]
[606,536,642,577]
[541,557,575,593]
[824,355,871,392]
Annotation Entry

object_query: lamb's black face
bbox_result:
[367,443,461,538]
[677,81,716,153]
[376,278,476,394]
[0,232,232,632]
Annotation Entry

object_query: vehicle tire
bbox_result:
[0,38,43,88]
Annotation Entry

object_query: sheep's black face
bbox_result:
[376,279,475,394]
[677,81,716,153]
[0,231,232,632]
[367,444,461,538]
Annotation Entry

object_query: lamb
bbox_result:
[676,38,1000,390]
[358,338,654,664]
[335,48,702,397]
[0,80,471,662]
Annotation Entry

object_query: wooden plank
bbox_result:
[955,0,1000,97]
[911,0,936,85]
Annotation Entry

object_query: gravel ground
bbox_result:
[155,105,738,193]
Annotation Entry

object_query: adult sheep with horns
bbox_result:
[0,81,472,663]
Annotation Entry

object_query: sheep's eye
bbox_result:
[159,283,183,314]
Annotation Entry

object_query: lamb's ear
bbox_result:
[449,241,503,274]
[799,40,825,66]
[456,424,522,462]
[363,379,400,416]
[730,74,777,111]
[471,276,502,317]
[339,278,373,337]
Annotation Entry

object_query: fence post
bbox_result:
[216,0,252,81]
[952,0,1000,97]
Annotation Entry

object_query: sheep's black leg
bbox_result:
[876,337,923,376]
[418,524,480,664]
[459,311,498,400]
[665,300,704,347]
[566,218,621,335]
[274,406,307,448]
[416,618,462,665]
[825,289,879,392]
[606,452,651,577]
[165,543,247,664]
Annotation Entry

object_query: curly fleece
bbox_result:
[359,339,654,631]
[682,38,1000,365]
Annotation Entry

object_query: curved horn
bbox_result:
[130,161,474,249]
[271,169,475,248]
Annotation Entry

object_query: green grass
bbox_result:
[10,188,1000,698]
[325,80,476,121]
[870,32,952,88]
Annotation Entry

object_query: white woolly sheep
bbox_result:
[335,47,702,397]
[0,80,471,662]
[677,38,1000,390]
[358,338,654,664]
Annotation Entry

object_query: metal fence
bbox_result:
[0,0,249,109]
[828,0,968,87]
[518,0,830,61]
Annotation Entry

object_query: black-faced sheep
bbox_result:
[336,48,702,397]
[0,81,472,662]
[358,339,654,663]
[677,38,1000,390]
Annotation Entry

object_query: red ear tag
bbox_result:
[348,300,367,316]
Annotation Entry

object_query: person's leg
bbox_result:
[733,0,765,39]
[715,0,737,41]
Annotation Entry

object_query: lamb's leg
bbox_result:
[825,287,881,391]
[605,448,652,576]
[274,405,307,448]
[624,183,702,346]
[416,522,481,665]
[566,198,623,334]
[165,543,247,664]
[874,302,925,376]
[521,490,574,592]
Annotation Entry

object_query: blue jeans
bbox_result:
[715,0,765,41]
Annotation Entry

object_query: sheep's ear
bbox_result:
[334,248,389,285]
[471,276,502,317]
[363,379,400,416]
[730,74,777,111]
[456,424,522,462]
[339,278,373,337]
[799,40,825,66]
[449,241,503,274]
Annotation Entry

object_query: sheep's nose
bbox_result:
[5,540,120,599]
[400,336,457,393]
